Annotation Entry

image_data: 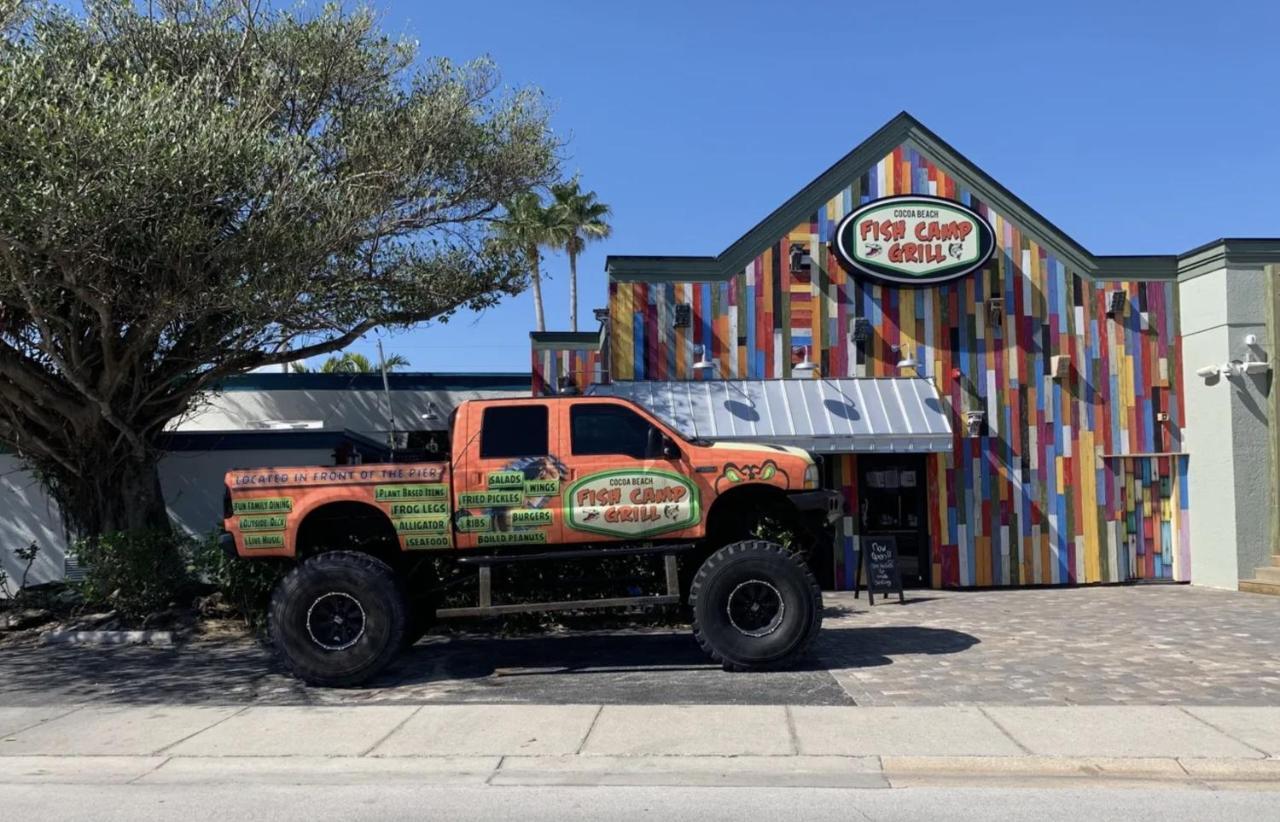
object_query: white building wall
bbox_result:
[0,454,67,592]
[3,377,528,592]
[158,447,335,539]
[1179,265,1272,589]
[175,386,527,441]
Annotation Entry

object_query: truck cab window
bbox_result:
[480,405,548,458]
[571,404,656,459]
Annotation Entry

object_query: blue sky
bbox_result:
[342,0,1280,373]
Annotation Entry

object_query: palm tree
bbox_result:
[550,178,612,332]
[291,352,410,373]
[499,192,563,332]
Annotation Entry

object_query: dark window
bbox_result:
[480,405,548,458]
[571,404,656,459]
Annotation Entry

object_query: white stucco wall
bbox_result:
[0,455,68,593]
[1179,265,1273,589]
[2,446,337,595]
[173,386,527,441]
[158,447,335,539]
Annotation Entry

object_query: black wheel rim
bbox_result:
[305,592,367,651]
[726,579,785,637]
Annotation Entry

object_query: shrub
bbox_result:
[190,533,288,628]
[75,530,192,620]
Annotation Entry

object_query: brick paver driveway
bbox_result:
[2,586,1277,707]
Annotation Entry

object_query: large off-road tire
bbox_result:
[268,551,406,687]
[689,540,823,671]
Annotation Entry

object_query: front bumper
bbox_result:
[787,489,843,523]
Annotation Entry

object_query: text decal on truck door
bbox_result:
[566,470,699,538]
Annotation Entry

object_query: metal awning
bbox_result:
[589,379,953,454]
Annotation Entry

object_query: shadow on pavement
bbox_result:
[813,626,980,669]
[0,624,979,707]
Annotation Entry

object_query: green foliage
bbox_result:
[74,530,192,619]
[0,0,560,536]
[293,351,410,374]
[548,177,612,332]
[497,190,566,331]
[190,533,287,628]
[549,178,613,257]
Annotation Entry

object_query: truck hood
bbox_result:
[703,441,813,462]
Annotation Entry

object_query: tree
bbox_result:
[550,178,612,332]
[498,191,565,332]
[0,0,560,537]
[292,352,410,373]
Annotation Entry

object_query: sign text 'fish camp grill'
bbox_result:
[834,195,994,285]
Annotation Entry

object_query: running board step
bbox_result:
[436,553,683,619]
[455,543,696,565]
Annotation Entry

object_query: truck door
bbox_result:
[454,401,561,550]
[557,400,702,546]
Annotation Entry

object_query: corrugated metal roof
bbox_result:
[590,379,953,454]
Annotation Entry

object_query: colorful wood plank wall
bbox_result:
[532,345,603,397]
[608,144,1190,588]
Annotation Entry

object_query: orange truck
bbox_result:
[221,395,841,685]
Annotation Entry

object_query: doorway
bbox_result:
[857,455,930,587]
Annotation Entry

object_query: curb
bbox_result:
[0,754,1277,789]
[42,630,174,647]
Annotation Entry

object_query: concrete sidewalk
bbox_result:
[2,704,1278,789]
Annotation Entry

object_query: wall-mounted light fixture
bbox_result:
[895,346,918,373]
[789,243,811,273]
[964,410,985,438]
[793,345,817,374]
[592,307,610,324]
[987,297,1004,327]
[557,374,580,395]
[421,402,440,422]
[692,344,716,373]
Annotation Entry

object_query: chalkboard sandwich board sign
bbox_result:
[854,535,906,605]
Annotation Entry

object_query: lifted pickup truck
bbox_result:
[223,395,841,686]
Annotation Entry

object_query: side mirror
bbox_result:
[646,427,680,460]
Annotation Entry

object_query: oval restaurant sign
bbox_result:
[834,195,995,285]
[566,469,699,539]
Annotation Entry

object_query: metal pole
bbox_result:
[378,339,397,456]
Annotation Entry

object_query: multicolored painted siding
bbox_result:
[532,344,603,397]
[608,143,1190,588]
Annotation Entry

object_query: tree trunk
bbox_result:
[97,458,172,535]
[42,446,173,539]
[530,245,545,332]
[568,248,578,332]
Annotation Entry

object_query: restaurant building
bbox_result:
[532,112,1280,593]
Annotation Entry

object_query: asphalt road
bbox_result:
[0,783,1272,822]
